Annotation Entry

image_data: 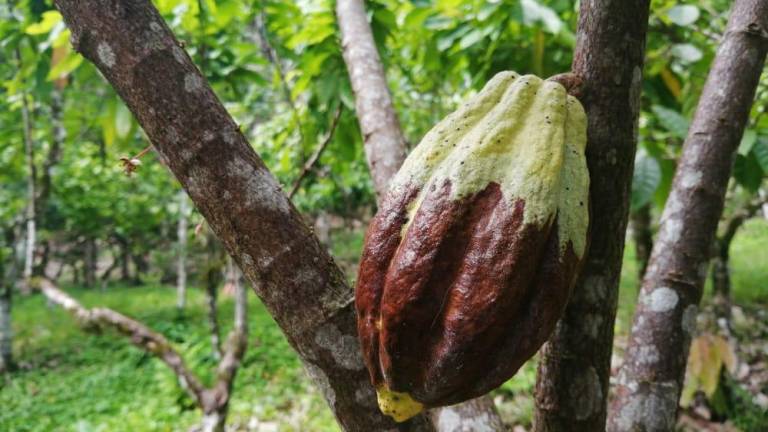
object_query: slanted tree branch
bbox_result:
[38,277,248,432]
[336,0,408,200]
[608,1,768,430]
[52,1,432,430]
[289,105,343,199]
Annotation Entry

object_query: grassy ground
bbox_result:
[2,219,767,431]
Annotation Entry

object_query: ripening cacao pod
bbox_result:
[355,71,590,421]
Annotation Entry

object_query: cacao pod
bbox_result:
[355,71,590,421]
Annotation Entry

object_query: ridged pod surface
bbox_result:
[355,71,589,421]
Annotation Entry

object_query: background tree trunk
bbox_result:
[53,1,432,429]
[0,227,18,373]
[16,47,36,293]
[336,0,407,200]
[631,204,654,280]
[608,1,768,430]
[336,0,502,428]
[533,1,651,430]
[711,196,767,321]
[177,192,189,310]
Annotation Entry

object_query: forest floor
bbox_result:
[2,220,767,432]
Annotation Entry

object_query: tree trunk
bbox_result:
[84,238,97,288]
[204,242,223,360]
[427,397,506,432]
[608,2,768,430]
[17,47,36,294]
[35,88,66,277]
[631,204,654,280]
[336,0,407,200]
[336,0,501,427]
[52,2,432,429]
[119,238,131,282]
[177,192,189,310]
[533,1,651,431]
[0,228,16,373]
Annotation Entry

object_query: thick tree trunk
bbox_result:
[631,204,654,280]
[427,397,506,432]
[608,2,768,430]
[53,1,432,429]
[533,1,651,431]
[336,0,501,428]
[336,0,407,200]
[177,192,189,310]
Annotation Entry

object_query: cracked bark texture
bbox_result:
[337,1,503,428]
[608,2,768,430]
[337,0,407,200]
[52,1,432,430]
[533,0,651,430]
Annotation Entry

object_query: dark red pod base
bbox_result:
[356,180,581,410]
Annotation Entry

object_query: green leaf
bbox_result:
[651,105,689,138]
[667,5,700,26]
[752,137,768,173]
[47,51,84,81]
[115,103,133,139]
[670,43,703,64]
[25,11,62,35]
[738,129,757,155]
[520,0,563,34]
[733,153,764,192]
[631,151,662,211]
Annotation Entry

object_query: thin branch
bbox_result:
[255,10,306,158]
[288,105,343,199]
[36,278,207,406]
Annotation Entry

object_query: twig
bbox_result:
[255,10,306,159]
[288,105,343,199]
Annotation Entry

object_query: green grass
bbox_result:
[2,219,767,431]
[1,286,335,432]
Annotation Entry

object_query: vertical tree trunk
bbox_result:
[608,2,768,430]
[16,48,36,293]
[36,88,66,277]
[631,204,654,280]
[84,238,97,288]
[336,0,501,428]
[336,0,407,200]
[53,1,434,429]
[533,1,651,430]
[0,283,12,373]
[205,259,222,360]
[177,192,189,310]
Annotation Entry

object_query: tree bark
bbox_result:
[533,1,651,430]
[427,397,506,432]
[336,0,407,200]
[53,1,432,430]
[0,228,17,373]
[177,191,189,310]
[608,2,768,430]
[336,1,502,428]
[631,204,654,280]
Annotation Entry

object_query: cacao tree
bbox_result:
[609,1,768,430]
[533,1,651,430]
